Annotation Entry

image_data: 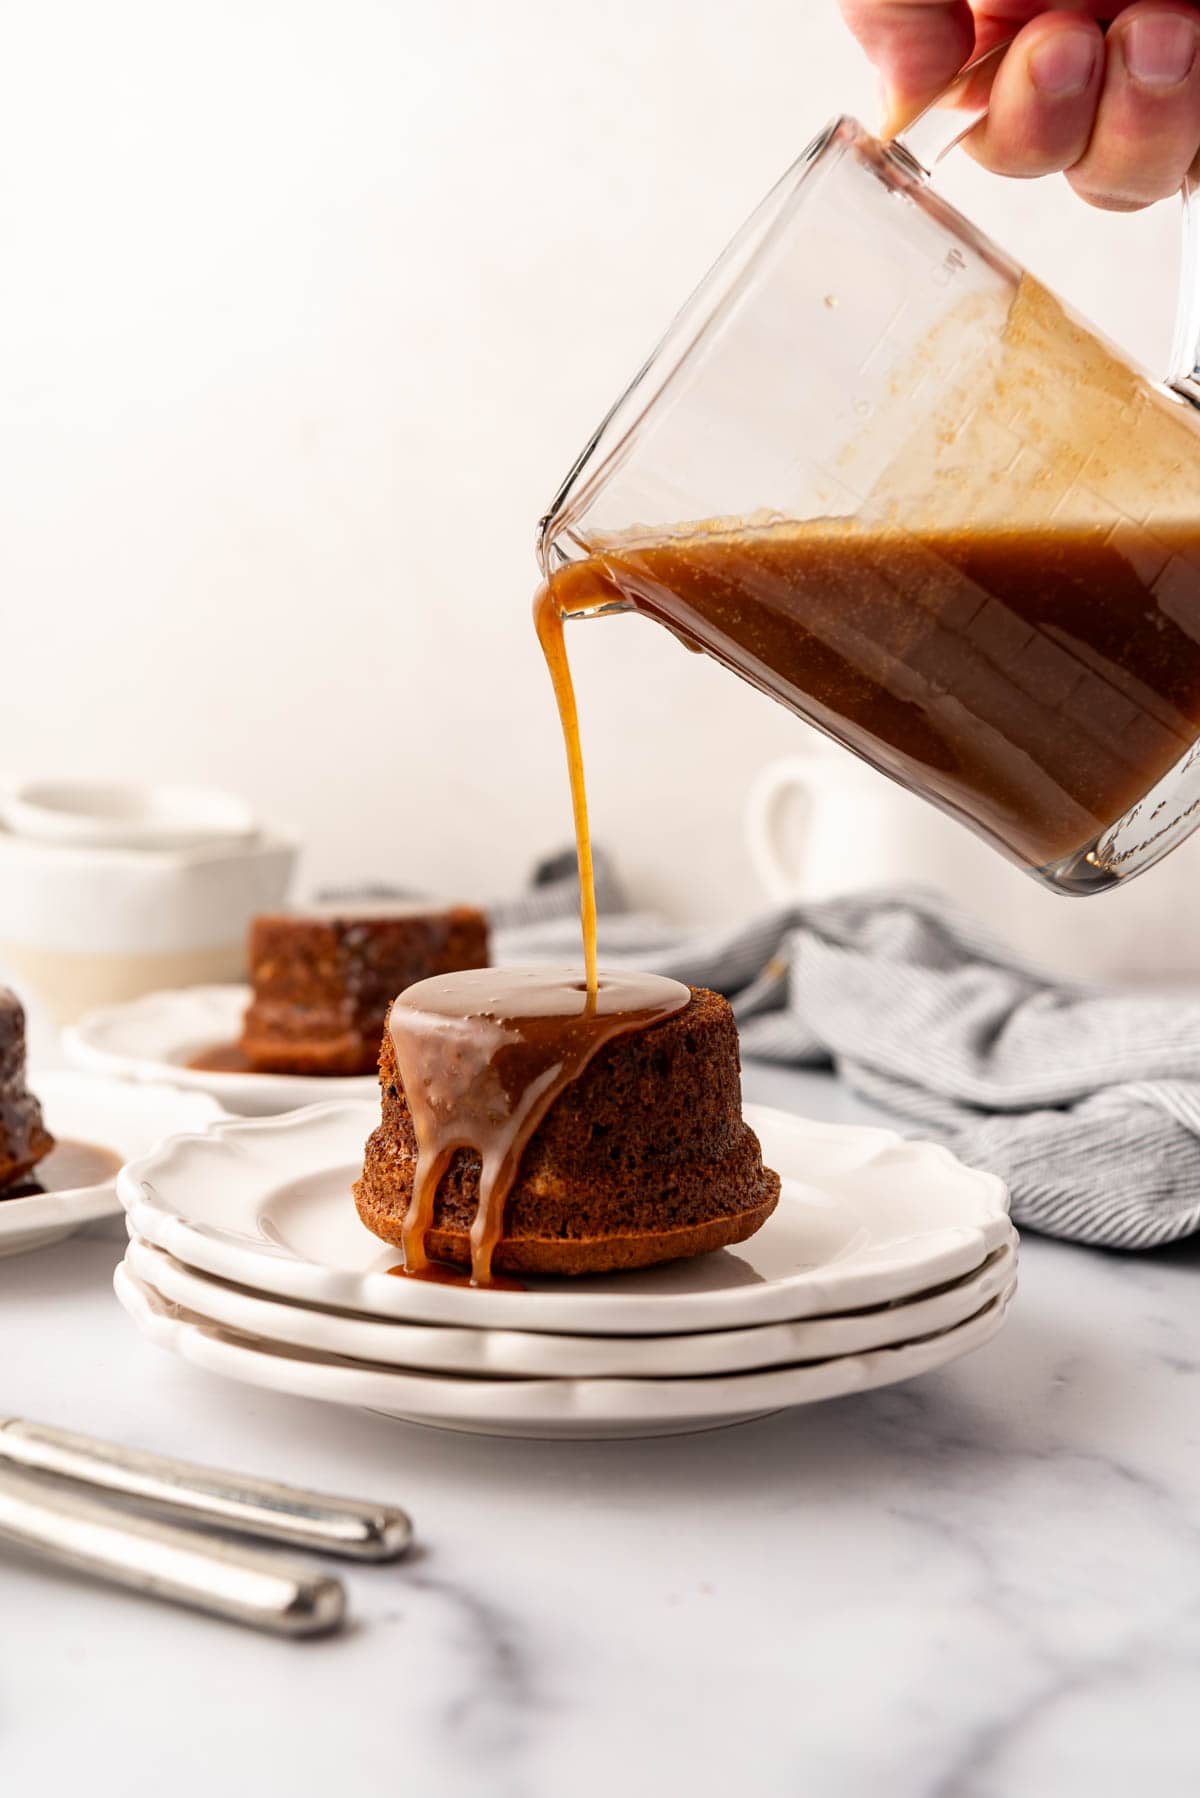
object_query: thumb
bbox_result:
[840,1,977,132]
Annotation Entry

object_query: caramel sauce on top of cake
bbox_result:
[391,967,688,1285]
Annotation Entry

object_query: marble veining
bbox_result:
[2,1067,1199,1796]
[406,1570,550,1788]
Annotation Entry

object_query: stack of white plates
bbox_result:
[115,1102,1016,1440]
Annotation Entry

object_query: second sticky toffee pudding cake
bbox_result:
[237,907,490,1077]
[354,968,780,1280]
[0,989,54,1192]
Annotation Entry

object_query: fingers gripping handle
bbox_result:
[885,37,1200,410]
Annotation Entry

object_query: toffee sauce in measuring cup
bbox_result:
[542,512,1200,877]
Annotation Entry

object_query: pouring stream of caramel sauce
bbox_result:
[533,581,599,996]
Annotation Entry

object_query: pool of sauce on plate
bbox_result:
[387,1259,526,1292]
[390,966,688,1287]
[187,1042,254,1074]
[2,1139,123,1200]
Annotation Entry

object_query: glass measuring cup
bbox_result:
[538,49,1200,896]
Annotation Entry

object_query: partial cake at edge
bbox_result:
[354,984,780,1276]
[0,989,54,1191]
[240,907,490,1076]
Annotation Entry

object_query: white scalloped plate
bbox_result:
[117,1100,1011,1335]
[115,1262,1015,1440]
[63,985,377,1116]
[0,1074,227,1259]
[123,1233,1017,1378]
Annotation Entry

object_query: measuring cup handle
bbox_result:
[1169,168,1200,405]
[889,38,1200,411]
[884,40,1010,173]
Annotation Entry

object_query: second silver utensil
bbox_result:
[0,1467,345,1637]
[0,1418,413,1561]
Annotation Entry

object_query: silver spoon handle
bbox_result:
[0,1418,412,1562]
[0,1467,345,1637]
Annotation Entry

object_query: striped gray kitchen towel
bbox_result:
[493,884,1200,1251]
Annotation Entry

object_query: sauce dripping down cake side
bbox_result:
[353,968,779,1283]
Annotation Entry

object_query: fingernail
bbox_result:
[878,79,914,140]
[1125,13,1198,87]
[1029,29,1099,97]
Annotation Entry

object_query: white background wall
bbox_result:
[0,0,1183,921]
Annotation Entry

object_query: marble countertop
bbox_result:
[3,1063,1198,1797]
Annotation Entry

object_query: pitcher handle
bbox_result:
[884,39,1011,169]
[1169,168,1200,404]
[886,38,1200,410]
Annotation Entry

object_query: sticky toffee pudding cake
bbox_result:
[0,989,53,1192]
[354,969,780,1281]
[238,907,490,1077]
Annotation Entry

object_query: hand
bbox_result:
[840,1,1200,209]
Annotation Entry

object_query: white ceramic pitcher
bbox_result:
[745,744,1200,983]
